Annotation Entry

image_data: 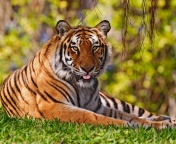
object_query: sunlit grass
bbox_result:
[0,107,176,144]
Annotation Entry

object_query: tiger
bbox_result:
[0,20,175,129]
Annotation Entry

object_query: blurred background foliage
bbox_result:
[0,0,176,118]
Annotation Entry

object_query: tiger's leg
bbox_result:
[100,105,176,129]
[99,92,175,124]
[36,94,129,127]
[37,94,175,129]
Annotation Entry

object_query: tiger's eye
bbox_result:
[93,46,99,51]
[71,46,78,52]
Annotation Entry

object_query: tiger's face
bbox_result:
[55,20,112,87]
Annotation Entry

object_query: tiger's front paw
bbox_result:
[150,115,176,126]
[152,115,172,122]
[129,117,176,129]
[150,121,176,129]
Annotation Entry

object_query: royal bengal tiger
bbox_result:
[0,20,175,129]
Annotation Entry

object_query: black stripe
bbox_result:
[7,78,17,101]
[38,51,42,65]
[86,29,97,33]
[109,109,113,117]
[29,63,38,88]
[94,99,102,113]
[63,43,67,60]
[35,103,44,117]
[13,72,21,95]
[132,105,135,111]
[65,33,74,42]
[148,113,153,118]
[31,72,37,87]
[37,90,49,102]
[1,96,11,116]
[38,110,44,118]
[120,113,123,119]
[7,81,18,106]
[64,81,80,107]
[1,88,12,116]
[138,108,145,117]
[75,29,93,34]
[67,37,71,43]
[48,82,75,105]
[13,72,27,109]
[40,61,56,81]
[59,43,64,62]
[121,101,130,113]
[21,68,36,95]
[16,70,21,85]
[14,71,29,104]
[23,65,29,84]
[31,58,36,74]
[44,43,52,57]
[44,91,64,104]
[45,53,53,70]
[4,106,11,116]
[59,43,67,64]
[9,108,16,116]
[75,89,80,107]
[101,45,107,67]
[75,32,82,37]
[129,118,134,123]
[114,111,117,118]
[8,78,24,115]
[94,93,99,101]
[48,82,70,102]
[46,73,79,107]
[14,71,26,102]
[105,95,118,109]
[102,95,110,107]
[4,83,20,117]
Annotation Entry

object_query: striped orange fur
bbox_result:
[0,20,175,129]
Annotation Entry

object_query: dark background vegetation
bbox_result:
[0,0,176,119]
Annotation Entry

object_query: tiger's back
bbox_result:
[0,35,76,118]
[0,20,175,129]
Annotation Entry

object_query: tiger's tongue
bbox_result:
[83,75,91,80]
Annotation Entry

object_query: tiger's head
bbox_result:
[54,20,112,87]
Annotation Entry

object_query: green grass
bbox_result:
[0,108,176,144]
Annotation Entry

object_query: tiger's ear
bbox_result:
[56,20,71,36]
[95,20,111,36]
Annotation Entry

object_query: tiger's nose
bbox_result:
[80,66,94,73]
